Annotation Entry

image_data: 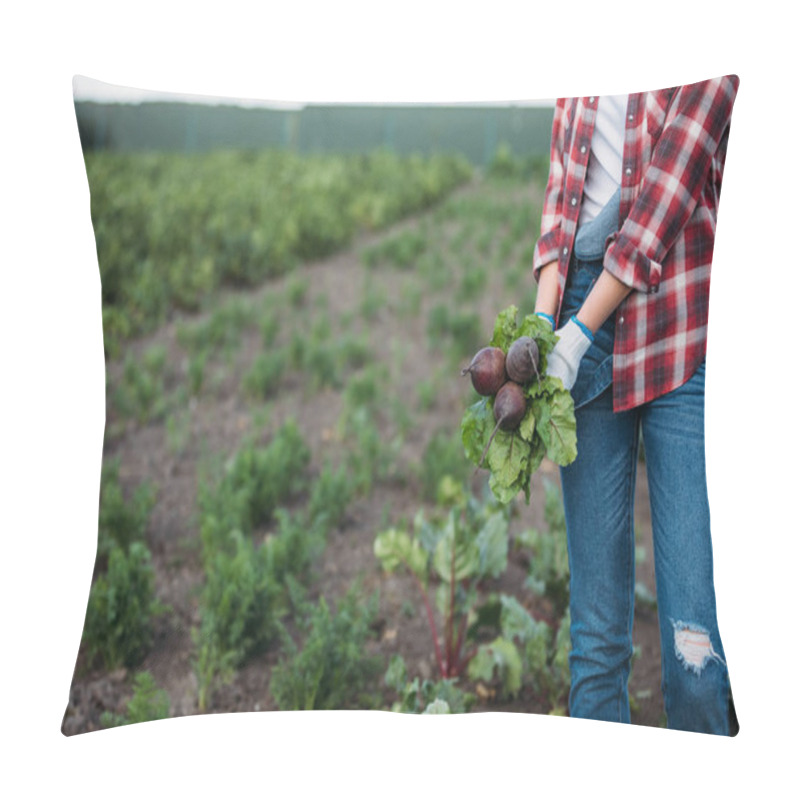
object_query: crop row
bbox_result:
[83,445,578,719]
[86,148,473,357]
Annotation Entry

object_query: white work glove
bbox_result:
[546,316,593,392]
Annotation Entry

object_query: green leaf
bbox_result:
[476,512,509,579]
[413,508,443,555]
[461,398,492,466]
[524,627,551,676]
[486,430,528,489]
[526,374,565,400]
[467,637,523,697]
[433,511,480,583]
[489,305,519,351]
[499,594,538,641]
[533,388,577,466]
[384,654,408,693]
[518,404,536,442]
[467,645,496,683]
[422,698,451,714]
[374,528,427,581]
[488,472,521,505]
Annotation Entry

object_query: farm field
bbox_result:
[62,148,665,733]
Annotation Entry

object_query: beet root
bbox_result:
[505,336,541,385]
[478,381,527,469]
[461,346,507,396]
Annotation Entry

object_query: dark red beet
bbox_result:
[478,381,527,468]
[461,346,507,396]
[506,336,540,385]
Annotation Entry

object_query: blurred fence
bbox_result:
[74,101,555,165]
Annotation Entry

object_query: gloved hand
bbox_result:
[546,316,593,391]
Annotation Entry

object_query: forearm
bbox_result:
[534,261,560,318]
[575,268,632,335]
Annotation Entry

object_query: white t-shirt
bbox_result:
[579,93,628,226]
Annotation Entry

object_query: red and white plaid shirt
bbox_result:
[533,75,739,411]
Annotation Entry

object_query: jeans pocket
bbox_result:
[572,338,614,410]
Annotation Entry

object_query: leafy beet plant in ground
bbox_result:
[461,305,578,504]
[374,485,573,712]
[374,489,511,681]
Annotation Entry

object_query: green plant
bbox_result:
[112,346,169,423]
[426,303,484,358]
[416,378,437,411]
[197,420,311,560]
[307,462,352,531]
[384,655,475,714]
[100,671,170,728]
[417,250,449,292]
[200,531,282,657]
[374,491,511,679]
[97,460,155,560]
[286,275,310,307]
[340,405,403,495]
[342,367,380,412]
[359,276,388,321]
[456,263,488,302]
[193,509,330,711]
[83,541,164,670]
[419,428,472,501]
[176,298,256,358]
[242,348,288,400]
[193,530,282,710]
[397,281,423,318]
[361,229,428,270]
[467,594,571,710]
[270,583,382,711]
[515,479,570,619]
[260,310,281,348]
[187,350,207,396]
[165,408,192,456]
[486,142,519,180]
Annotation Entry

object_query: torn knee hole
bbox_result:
[671,620,726,675]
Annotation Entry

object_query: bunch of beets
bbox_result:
[461,336,541,467]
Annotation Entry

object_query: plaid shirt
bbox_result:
[533,75,739,411]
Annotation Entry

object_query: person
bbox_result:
[531,76,739,735]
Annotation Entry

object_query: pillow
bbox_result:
[63,74,739,737]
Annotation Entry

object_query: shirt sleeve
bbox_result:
[603,75,740,293]
[532,98,569,280]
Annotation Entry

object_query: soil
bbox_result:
[61,177,666,735]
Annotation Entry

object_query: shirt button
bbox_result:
[580,145,587,154]
[589,96,595,103]
[628,113,634,121]
[563,247,568,255]
[571,197,577,206]
[618,316,624,325]
[625,167,632,175]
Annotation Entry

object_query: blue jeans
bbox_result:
[557,197,734,735]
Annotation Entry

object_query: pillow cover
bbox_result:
[63,75,738,736]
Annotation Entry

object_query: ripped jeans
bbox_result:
[557,194,735,735]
